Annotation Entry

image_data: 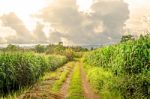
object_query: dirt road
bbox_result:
[80,62,101,99]
[18,60,101,99]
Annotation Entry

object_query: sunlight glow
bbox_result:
[0,0,92,31]
[77,0,93,12]
[0,0,54,31]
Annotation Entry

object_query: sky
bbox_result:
[0,0,149,45]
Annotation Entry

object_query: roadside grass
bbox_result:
[86,65,122,99]
[51,62,74,92]
[0,87,30,99]
[67,62,84,99]
[1,72,56,99]
[1,62,70,99]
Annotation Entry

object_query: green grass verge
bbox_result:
[67,62,84,99]
[51,68,69,92]
[51,62,75,92]
[83,64,123,99]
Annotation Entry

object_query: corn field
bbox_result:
[83,35,150,98]
[0,52,67,96]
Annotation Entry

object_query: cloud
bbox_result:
[0,37,6,44]
[90,0,129,39]
[48,31,62,43]
[124,0,150,35]
[0,0,129,45]
[37,0,129,45]
[0,12,33,43]
[0,12,48,44]
[33,22,48,43]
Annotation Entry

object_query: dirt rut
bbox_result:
[18,78,62,99]
[58,62,75,99]
[80,62,101,99]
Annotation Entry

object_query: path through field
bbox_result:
[58,62,75,99]
[18,60,101,99]
[18,71,63,99]
[80,62,101,99]
[18,61,74,99]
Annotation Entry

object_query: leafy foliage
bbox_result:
[120,35,134,42]
[83,35,150,98]
[35,44,46,53]
[0,52,67,95]
[4,44,20,51]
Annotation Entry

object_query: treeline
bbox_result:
[34,43,88,60]
[83,35,150,98]
[1,42,88,61]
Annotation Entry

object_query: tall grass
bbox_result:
[83,35,150,98]
[0,52,67,96]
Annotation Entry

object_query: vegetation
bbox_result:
[51,62,74,92]
[83,35,150,99]
[34,44,46,53]
[120,35,134,42]
[67,62,84,99]
[4,44,20,51]
[2,35,150,99]
[45,44,87,60]
[0,52,67,96]
[34,43,88,61]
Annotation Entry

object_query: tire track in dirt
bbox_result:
[18,78,62,99]
[18,61,101,99]
[58,62,75,99]
[80,62,101,99]
[17,62,73,99]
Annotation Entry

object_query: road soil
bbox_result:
[58,62,75,99]
[18,75,62,99]
[80,62,101,99]
[17,61,101,99]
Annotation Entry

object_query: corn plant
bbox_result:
[0,52,67,96]
[83,35,150,98]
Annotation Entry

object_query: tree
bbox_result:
[91,47,94,50]
[6,44,19,51]
[35,44,45,53]
[58,42,63,46]
[121,35,134,42]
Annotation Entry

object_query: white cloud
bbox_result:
[124,0,150,35]
[37,0,129,45]
[0,0,132,45]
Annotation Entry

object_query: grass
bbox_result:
[1,62,70,99]
[51,62,74,92]
[83,35,150,98]
[0,72,55,99]
[67,62,84,99]
[51,69,69,92]
[84,64,122,99]
[0,52,67,97]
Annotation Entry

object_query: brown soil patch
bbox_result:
[59,62,75,99]
[80,62,101,99]
[18,79,62,99]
